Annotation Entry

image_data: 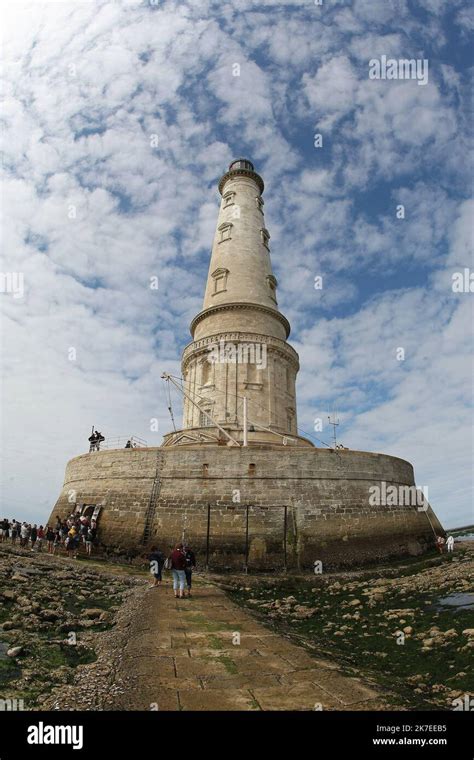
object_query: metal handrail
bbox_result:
[89,435,148,451]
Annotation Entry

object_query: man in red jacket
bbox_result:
[170,543,187,599]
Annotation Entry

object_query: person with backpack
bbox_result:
[184,545,196,598]
[66,526,79,557]
[148,546,165,588]
[168,543,187,599]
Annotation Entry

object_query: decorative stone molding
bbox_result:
[190,302,291,339]
[182,331,300,373]
[218,167,264,195]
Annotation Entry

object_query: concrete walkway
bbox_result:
[117,578,388,711]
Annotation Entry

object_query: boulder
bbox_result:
[83,608,104,619]
[11,573,28,583]
[7,646,23,658]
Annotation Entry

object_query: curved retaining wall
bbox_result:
[48,446,444,568]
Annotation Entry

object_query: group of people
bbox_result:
[52,514,98,556]
[436,534,455,554]
[0,519,46,550]
[148,542,196,599]
[0,515,97,556]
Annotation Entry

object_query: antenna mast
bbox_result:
[328,410,340,449]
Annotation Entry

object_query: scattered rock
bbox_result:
[83,609,105,619]
[7,646,23,658]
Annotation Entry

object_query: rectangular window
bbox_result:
[214,276,226,293]
[261,228,270,249]
[200,410,213,427]
[219,223,232,242]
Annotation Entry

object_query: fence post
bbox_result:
[205,503,211,570]
[244,504,249,574]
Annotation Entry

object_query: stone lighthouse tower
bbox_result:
[164,159,312,448]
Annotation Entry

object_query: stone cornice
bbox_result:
[182,331,300,372]
[190,302,291,339]
[218,168,264,195]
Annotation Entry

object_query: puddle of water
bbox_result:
[437,592,474,611]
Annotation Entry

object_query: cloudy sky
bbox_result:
[1,0,472,529]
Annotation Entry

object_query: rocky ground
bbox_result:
[223,543,474,710]
[1,542,472,711]
[0,545,145,709]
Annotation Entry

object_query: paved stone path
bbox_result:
[118,578,388,711]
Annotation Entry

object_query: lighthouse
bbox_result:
[164,159,312,448]
[48,159,444,567]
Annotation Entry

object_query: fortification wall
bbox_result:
[48,446,444,568]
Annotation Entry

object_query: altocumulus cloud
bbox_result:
[0,0,472,527]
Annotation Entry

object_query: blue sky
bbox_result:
[1,0,473,529]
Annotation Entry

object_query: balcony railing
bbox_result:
[88,435,148,452]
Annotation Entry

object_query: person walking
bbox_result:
[36,525,45,552]
[65,526,79,558]
[446,535,455,553]
[0,518,9,543]
[148,546,164,588]
[10,520,18,545]
[46,525,55,554]
[169,543,187,599]
[85,524,97,556]
[53,527,61,555]
[436,535,445,555]
[30,524,38,551]
[184,545,196,597]
[20,522,29,548]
